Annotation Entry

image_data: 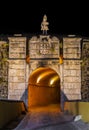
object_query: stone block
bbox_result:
[9,76,25,82]
[63,83,81,89]
[64,88,81,94]
[8,83,26,89]
[64,76,81,83]
[9,60,25,65]
[67,94,81,100]
[9,64,25,69]
[9,69,25,76]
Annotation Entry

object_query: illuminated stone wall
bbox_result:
[8,37,27,103]
[1,34,89,105]
[29,35,60,76]
[62,38,82,100]
[7,35,60,105]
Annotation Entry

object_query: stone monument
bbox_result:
[41,15,49,35]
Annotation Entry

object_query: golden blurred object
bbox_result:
[29,67,60,87]
[26,55,30,63]
[59,55,63,64]
[28,67,60,109]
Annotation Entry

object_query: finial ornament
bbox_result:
[41,15,49,35]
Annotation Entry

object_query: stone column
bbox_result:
[8,37,27,104]
[62,37,82,100]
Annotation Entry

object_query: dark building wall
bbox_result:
[0,41,8,98]
[81,40,89,100]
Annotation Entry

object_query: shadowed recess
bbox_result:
[28,67,60,110]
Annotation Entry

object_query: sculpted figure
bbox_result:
[41,15,49,35]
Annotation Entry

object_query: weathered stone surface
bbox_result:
[64,88,81,94]
[63,60,81,100]
[8,59,26,101]
[2,35,89,105]
[29,35,60,58]
[0,41,8,98]
[9,69,25,76]
[9,37,26,58]
[9,60,25,65]
[67,94,81,100]
[63,38,81,59]
[81,41,89,100]
[64,83,81,89]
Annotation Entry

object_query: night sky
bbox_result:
[0,1,89,36]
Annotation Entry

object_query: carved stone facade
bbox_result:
[0,34,89,106]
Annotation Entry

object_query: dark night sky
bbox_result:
[0,1,89,36]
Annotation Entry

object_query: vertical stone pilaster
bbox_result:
[8,37,27,104]
[62,37,82,100]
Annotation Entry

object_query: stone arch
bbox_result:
[28,67,60,110]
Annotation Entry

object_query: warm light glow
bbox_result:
[30,67,46,76]
[50,75,59,86]
[37,76,41,83]
[28,67,60,110]
[59,55,63,64]
[29,67,50,84]
[26,55,30,63]
[36,71,55,84]
[29,67,60,87]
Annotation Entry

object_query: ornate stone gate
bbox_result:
[0,15,85,107]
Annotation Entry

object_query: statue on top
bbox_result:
[41,15,49,35]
